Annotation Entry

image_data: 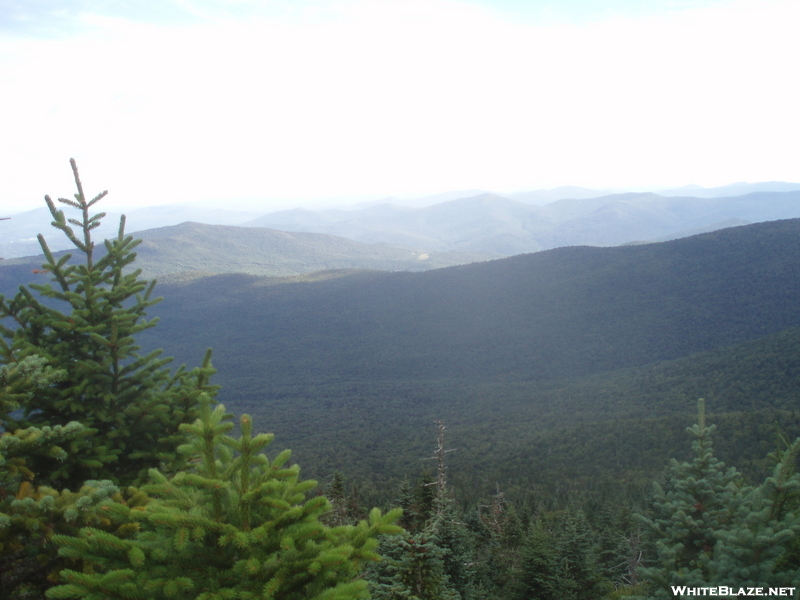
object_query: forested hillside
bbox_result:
[118,218,800,498]
[0,221,494,287]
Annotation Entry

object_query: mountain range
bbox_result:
[243,190,800,255]
[4,181,800,259]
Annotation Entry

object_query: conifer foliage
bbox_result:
[48,399,403,600]
[0,159,216,488]
[636,400,800,597]
[0,160,216,597]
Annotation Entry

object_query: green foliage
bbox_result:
[0,478,147,599]
[366,532,461,600]
[0,160,216,598]
[366,469,482,600]
[707,435,800,588]
[48,399,403,600]
[0,159,217,489]
[8,205,800,502]
[514,520,558,600]
[637,400,748,594]
[0,355,149,596]
[637,400,800,598]
[512,509,610,600]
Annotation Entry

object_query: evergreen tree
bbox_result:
[0,160,216,597]
[707,436,800,588]
[1,355,150,598]
[475,487,523,599]
[430,506,482,600]
[366,424,479,600]
[636,400,746,597]
[594,505,636,588]
[514,509,608,600]
[325,471,349,527]
[366,531,460,600]
[552,508,609,600]
[395,477,417,532]
[0,159,217,489]
[636,400,800,598]
[414,471,437,531]
[47,399,403,600]
[514,519,558,600]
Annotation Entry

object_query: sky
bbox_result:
[1,0,799,212]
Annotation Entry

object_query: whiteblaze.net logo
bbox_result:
[671,587,797,597]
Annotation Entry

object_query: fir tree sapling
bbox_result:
[48,398,403,600]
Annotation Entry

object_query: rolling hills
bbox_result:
[122,218,800,499]
[0,221,496,296]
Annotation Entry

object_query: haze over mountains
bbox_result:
[244,189,800,255]
[3,181,800,260]
[0,223,496,294]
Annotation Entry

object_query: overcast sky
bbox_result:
[2,0,799,212]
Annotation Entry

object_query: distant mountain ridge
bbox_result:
[4,182,798,258]
[0,221,496,294]
[243,190,800,255]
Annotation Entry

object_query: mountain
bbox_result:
[243,190,800,255]
[115,218,800,495]
[0,205,262,259]
[130,222,495,278]
[146,219,800,389]
[0,221,497,295]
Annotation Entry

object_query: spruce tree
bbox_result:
[366,531,460,600]
[552,508,608,600]
[514,519,558,600]
[0,159,217,489]
[636,400,800,598]
[47,399,403,600]
[636,400,746,597]
[325,471,350,527]
[707,436,800,588]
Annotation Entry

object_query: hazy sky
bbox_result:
[2,0,799,212]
